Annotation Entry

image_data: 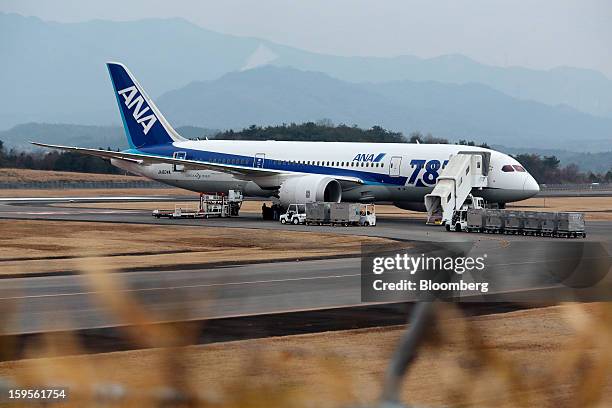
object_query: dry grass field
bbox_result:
[0,188,184,197]
[0,168,145,183]
[509,196,612,221]
[0,220,393,275]
[1,303,610,407]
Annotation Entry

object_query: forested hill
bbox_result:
[0,123,218,151]
[213,123,406,143]
[2,122,610,182]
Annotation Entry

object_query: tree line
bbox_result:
[513,153,612,184]
[1,123,610,184]
[213,122,406,143]
[0,140,121,174]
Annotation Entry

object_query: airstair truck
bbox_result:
[425,151,490,225]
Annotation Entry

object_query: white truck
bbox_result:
[445,195,485,232]
[280,202,376,226]
[279,203,307,224]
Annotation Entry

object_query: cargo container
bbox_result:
[330,203,362,225]
[447,207,585,238]
[304,202,331,225]
[283,202,375,226]
[522,211,543,235]
[541,213,557,236]
[466,208,486,232]
[504,211,524,234]
[484,209,505,233]
[556,212,586,238]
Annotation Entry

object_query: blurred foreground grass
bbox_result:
[1,258,611,407]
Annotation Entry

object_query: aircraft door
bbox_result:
[173,151,186,172]
[254,153,265,168]
[389,156,402,177]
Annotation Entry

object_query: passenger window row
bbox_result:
[210,157,250,165]
[298,160,384,168]
[210,157,385,168]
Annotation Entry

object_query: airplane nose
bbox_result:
[523,175,540,196]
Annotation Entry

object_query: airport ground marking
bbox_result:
[0,273,362,301]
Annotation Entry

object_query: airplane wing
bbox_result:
[31,142,364,184]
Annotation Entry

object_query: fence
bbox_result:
[0,180,172,189]
[539,182,612,191]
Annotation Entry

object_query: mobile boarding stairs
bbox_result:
[424,151,490,225]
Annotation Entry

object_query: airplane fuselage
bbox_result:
[112,140,539,207]
[38,62,539,210]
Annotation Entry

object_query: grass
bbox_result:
[0,168,146,183]
[509,196,612,221]
[0,220,393,275]
[0,188,184,197]
[1,303,610,407]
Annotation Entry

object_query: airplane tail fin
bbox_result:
[106,62,185,149]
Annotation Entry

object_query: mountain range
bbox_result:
[2,12,612,152]
[0,123,216,152]
[156,66,612,151]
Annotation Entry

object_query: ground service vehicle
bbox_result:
[283,202,376,226]
[280,204,307,224]
[305,202,331,224]
[152,190,243,219]
[445,195,485,232]
[308,202,376,226]
[330,203,376,226]
[451,208,585,238]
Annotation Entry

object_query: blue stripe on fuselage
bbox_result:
[130,145,408,186]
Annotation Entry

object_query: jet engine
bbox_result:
[278,175,342,206]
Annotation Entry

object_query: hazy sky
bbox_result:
[2,0,611,76]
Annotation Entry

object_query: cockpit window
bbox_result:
[512,165,526,172]
[501,165,515,172]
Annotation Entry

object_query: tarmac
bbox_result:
[0,196,610,335]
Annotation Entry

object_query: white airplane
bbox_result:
[33,62,539,210]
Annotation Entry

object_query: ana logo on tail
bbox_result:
[117,86,158,135]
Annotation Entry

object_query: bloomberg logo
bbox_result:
[117,85,158,135]
[353,153,386,162]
